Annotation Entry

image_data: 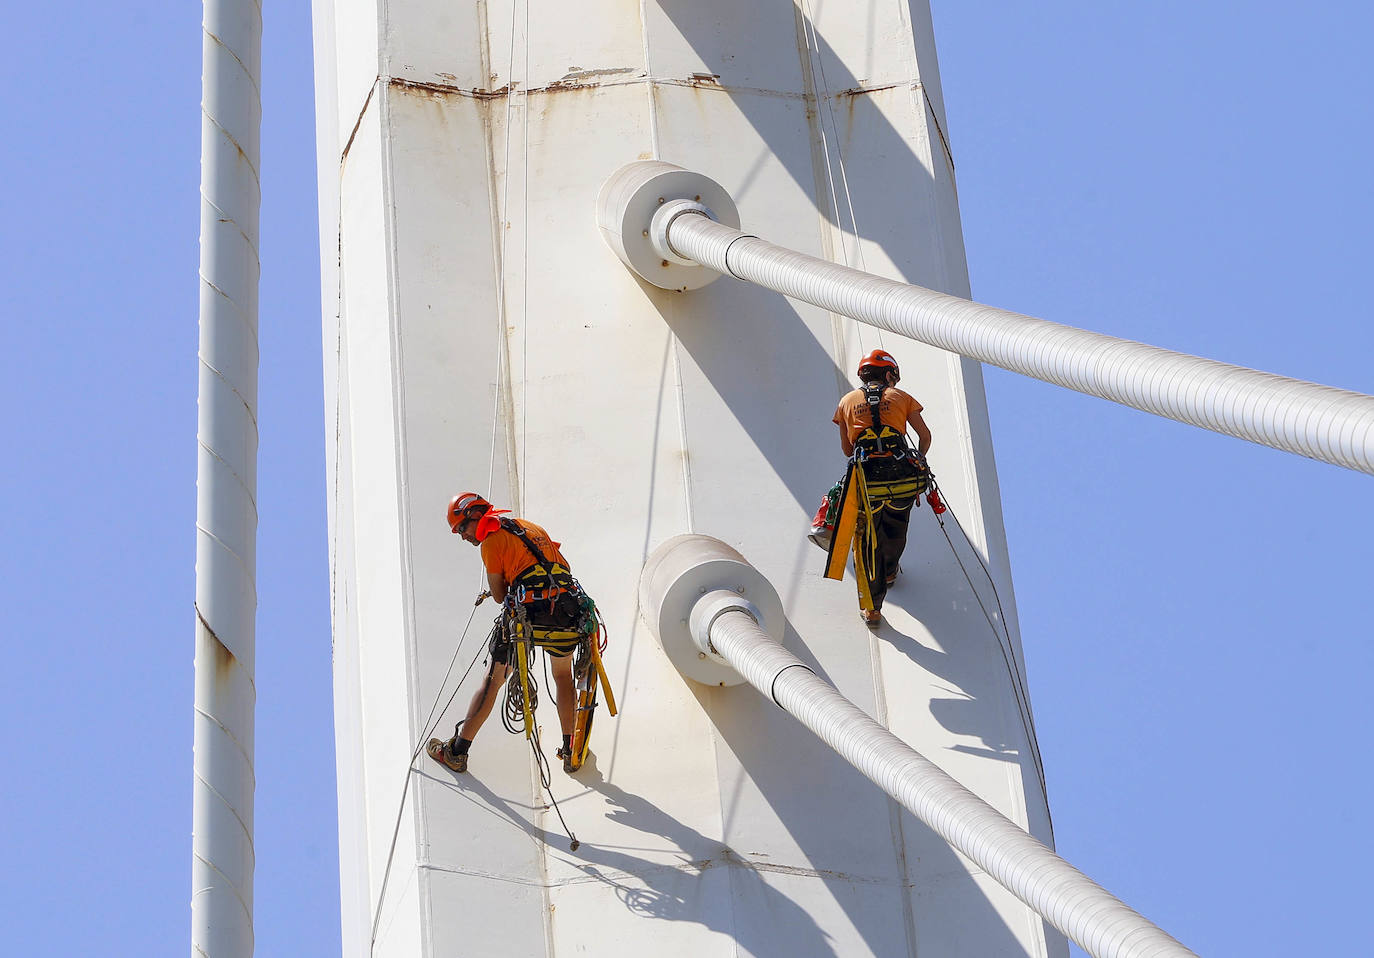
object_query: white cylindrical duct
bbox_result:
[638,533,786,687]
[594,161,739,292]
[598,161,1374,476]
[193,0,261,953]
[639,535,1197,958]
[708,609,1195,958]
[664,211,1374,475]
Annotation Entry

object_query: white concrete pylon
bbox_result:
[601,161,1374,477]
[639,535,1199,958]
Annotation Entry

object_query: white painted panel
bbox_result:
[645,1,807,92]
[329,0,380,154]
[550,864,738,956]
[904,0,954,146]
[371,862,425,958]
[729,870,914,958]
[376,84,548,954]
[913,867,1069,957]
[336,101,426,946]
[803,0,920,89]
[329,325,372,955]
[458,0,648,92]
[425,870,548,956]
[381,0,484,88]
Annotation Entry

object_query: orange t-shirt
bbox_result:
[833,386,922,444]
[479,519,570,584]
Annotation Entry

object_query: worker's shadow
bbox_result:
[878,550,1037,765]
[436,758,839,956]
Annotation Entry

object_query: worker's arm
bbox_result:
[908,411,932,457]
[838,421,854,458]
[488,572,509,603]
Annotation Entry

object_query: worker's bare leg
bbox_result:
[550,653,576,737]
[458,661,511,742]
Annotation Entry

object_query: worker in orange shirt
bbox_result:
[832,349,933,627]
[427,493,589,774]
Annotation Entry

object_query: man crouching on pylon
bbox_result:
[428,492,592,774]
[831,349,934,628]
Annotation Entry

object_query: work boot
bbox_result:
[556,746,576,773]
[861,609,882,629]
[427,738,468,774]
[885,563,901,586]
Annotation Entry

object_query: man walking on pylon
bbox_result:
[428,492,604,774]
[827,349,934,627]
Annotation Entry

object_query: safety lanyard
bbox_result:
[862,382,887,454]
[499,517,573,607]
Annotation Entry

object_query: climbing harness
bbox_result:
[853,381,931,503]
[493,518,617,771]
[820,385,932,609]
[858,381,895,455]
[500,518,579,604]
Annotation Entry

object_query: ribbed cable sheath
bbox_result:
[667,213,1374,476]
[707,610,1197,958]
[193,0,261,953]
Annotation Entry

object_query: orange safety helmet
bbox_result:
[447,492,510,541]
[857,348,900,381]
[446,492,492,533]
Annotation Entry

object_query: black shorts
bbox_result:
[488,594,585,666]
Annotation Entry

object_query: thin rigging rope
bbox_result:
[798,7,1040,805]
[800,0,868,273]
[369,600,488,953]
[530,632,580,849]
[370,15,528,942]
[923,474,1049,805]
[497,608,580,849]
[799,0,885,356]
[519,0,531,514]
[529,719,580,851]
[798,1,860,358]
[490,0,521,499]
[487,335,504,494]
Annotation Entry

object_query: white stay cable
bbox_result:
[639,536,1197,958]
[193,0,261,953]
[662,211,1374,476]
[707,607,1197,958]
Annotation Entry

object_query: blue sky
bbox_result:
[2,3,1369,955]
